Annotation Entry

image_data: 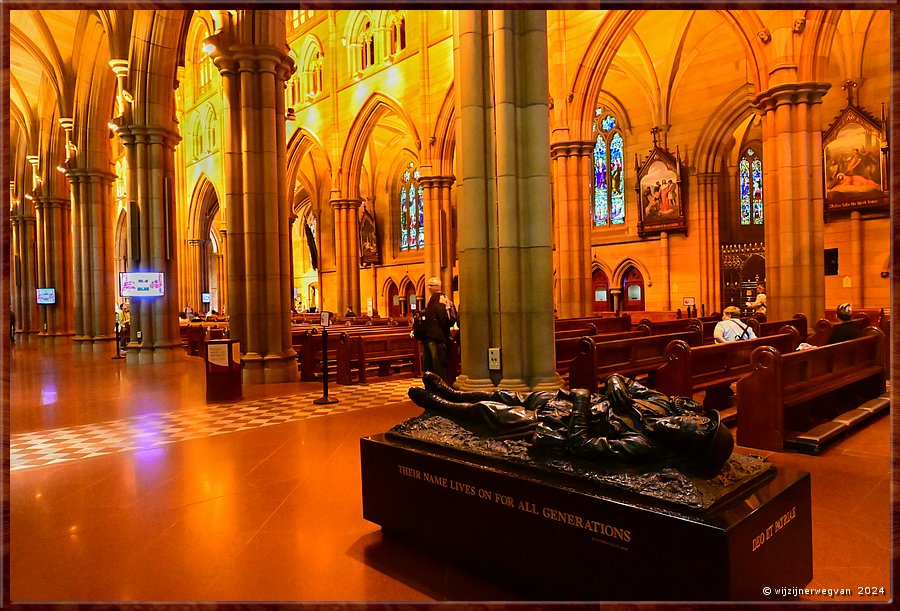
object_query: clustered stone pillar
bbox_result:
[550,141,594,318]
[209,10,297,383]
[10,181,38,337]
[753,83,830,321]
[30,153,75,341]
[419,174,455,292]
[67,167,117,353]
[116,125,184,363]
[454,10,559,391]
[694,172,722,312]
[34,194,75,340]
[187,238,210,310]
[330,197,362,314]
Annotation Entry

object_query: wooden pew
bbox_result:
[638,317,702,336]
[736,328,886,453]
[555,315,632,333]
[568,328,704,394]
[757,313,808,339]
[554,324,599,340]
[627,310,682,322]
[806,317,869,346]
[824,306,885,326]
[336,330,422,384]
[556,329,649,380]
[654,328,801,410]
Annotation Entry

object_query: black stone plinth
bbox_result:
[360,433,812,602]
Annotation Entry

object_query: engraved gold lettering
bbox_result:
[397,465,421,479]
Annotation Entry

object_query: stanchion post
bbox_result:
[112,320,125,360]
[313,311,338,405]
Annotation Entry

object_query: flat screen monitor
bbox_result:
[36,288,56,304]
[201,292,211,304]
[120,272,165,297]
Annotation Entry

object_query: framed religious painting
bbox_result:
[635,139,686,237]
[358,201,381,265]
[822,102,887,216]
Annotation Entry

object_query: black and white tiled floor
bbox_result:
[11,377,422,471]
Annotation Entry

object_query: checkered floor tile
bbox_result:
[11,378,421,472]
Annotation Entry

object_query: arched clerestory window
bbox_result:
[196,40,214,95]
[359,21,376,72]
[739,146,764,225]
[592,107,625,226]
[399,161,424,251]
[205,108,216,153]
[192,117,203,158]
[389,12,406,57]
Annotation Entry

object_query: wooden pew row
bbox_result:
[638,317,702,336]
[736,328,886,454]
[295,323,423,376]
[757,314,808,339]
[824,307,885,326]
[806,317,869,346]
[627,310,682,322]
[556,329,649,382]
[567,328,704,394]
[555,315,632,333]
[654,328,801,410]
[336,331,422,384]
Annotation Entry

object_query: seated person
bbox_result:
[827,303,863,344]
[713,306,756,343]
[345,307,357,317]
[408,372,734,476]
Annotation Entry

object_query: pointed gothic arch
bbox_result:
[431,83,456,176]
[338,91,422,199]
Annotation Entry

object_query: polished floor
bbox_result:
[7,336,894,604]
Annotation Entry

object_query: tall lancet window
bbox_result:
[739,147,764,225]
[399,162,424,251]
[592,107,625,226]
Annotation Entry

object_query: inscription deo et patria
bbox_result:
[397,464,632,547]
[751,506,797,552]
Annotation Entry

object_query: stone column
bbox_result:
[67,167,118,353]
[209,10,297,383]
[419,174,455,291]
[694,172,722,312]
[609,288,623,315]
[753,83,830,321]
[10,184,38,337]
[329,197,361,313]
[550,141,593,318]
[115,125,184,363]
[35,195,74,340]
[454,10,559,391]
[187,238,209,309]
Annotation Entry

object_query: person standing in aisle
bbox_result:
[420,277,457,381]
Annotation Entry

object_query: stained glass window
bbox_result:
[592,107,626,226]
[400,162,424,251]
[739,147,764,225]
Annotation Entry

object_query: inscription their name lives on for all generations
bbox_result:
[397,464,632,544]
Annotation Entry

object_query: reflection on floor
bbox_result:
[8,339,893,603]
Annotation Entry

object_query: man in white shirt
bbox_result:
[714,306,756,343]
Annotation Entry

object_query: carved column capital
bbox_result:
[550,141,594,159]
[752,82,831,113]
